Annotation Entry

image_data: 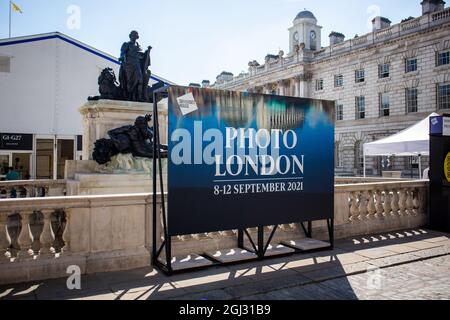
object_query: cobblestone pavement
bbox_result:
[1,229,449,300]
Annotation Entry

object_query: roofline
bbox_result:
[0,32,174,85]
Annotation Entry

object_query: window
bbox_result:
[378,63,390,78]
[0,56,10,73]
[405,58,417,73]
[334,74,343,87]
[355,69,365,83]
[355,96,365,119]
[406,88,418,113]
[437,83,450,110]
[379,93,390,117]
[336,104,344,121]
[436,51,450,66]
[315,79,324,91]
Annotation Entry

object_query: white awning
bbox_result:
[363,113,439,157]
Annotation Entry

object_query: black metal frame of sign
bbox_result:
[151,87,335,276]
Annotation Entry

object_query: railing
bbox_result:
[0,193,161,284]
[0,180,66,199]
[375,27,393,40]
[432,7,450,21]
[335,177,411,184]
[351,35,368,46]
[336,180,427,224]
[401,17,421,31]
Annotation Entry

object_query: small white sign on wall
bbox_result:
[176,93,198,116]
[444,117,450,137]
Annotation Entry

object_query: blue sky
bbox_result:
[0,0,422,85]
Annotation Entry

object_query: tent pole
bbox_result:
[363,150,366,178]
[418,155,422,180]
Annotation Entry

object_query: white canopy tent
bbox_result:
[363,113,439,178]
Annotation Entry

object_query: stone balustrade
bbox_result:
[0,193,160,284]
[0,180,428,285]
[0,180,66,199]
[164,180,429,257]
[335,177,411,185]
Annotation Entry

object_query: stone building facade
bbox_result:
[212,0,450,177]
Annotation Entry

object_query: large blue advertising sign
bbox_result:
[167,86,335,236]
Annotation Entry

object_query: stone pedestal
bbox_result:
[79,99,168,161]
[65,156,167,196]
[68,99,169,196]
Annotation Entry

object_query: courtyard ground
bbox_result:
[1,228,449,300]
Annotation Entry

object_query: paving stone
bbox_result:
[158,254,214,271]
[282,238,330,251]
[354,247,398,259]
[223,274,312,299]
[368,253,420,268]
[403,240,444,250]
[316,252,370,265]
[171,289,233,301]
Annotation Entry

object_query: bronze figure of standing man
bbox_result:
[119,31,152,102]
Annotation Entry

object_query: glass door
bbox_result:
[57,139,74,179]
[0,153,11,181]
[36,139,54,179]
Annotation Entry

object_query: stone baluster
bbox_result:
[350,192,360,221]
[44,186,50,197]
[375,190,384,217]
[390,190,399,216]
[218,230,234,237]
[61,210,71,254]
[418,188,427,215]
[0,213,11,263]
[17,211,35,259]
[358,191,368,220]
[383,191,392,216]
[6,188,12,198]
[367,191,376,219]
[406,189,414,216]
[412,189,420,216]
[279,224,292,231]
[398,189,407,216]
[39,210,56,257]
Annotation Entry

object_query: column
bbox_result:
[277,81,285,96]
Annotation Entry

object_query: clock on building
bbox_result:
[310,30,316,40]
[294,31,299,41]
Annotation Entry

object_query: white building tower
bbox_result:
[288,10,322,54]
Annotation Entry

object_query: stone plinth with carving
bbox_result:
[79,99,168,161]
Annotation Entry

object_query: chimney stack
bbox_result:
[421,0,445,15]
[372,16,392,31]
[329,32,345,46]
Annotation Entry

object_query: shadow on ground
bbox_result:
[0,228,449,300]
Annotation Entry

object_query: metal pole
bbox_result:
[9,1,12,38]
[363,150,367,178]
[418,155,422,179]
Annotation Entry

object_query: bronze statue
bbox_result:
[119,30,152,102]
[89,31,159,102]
[93,115,168,165]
